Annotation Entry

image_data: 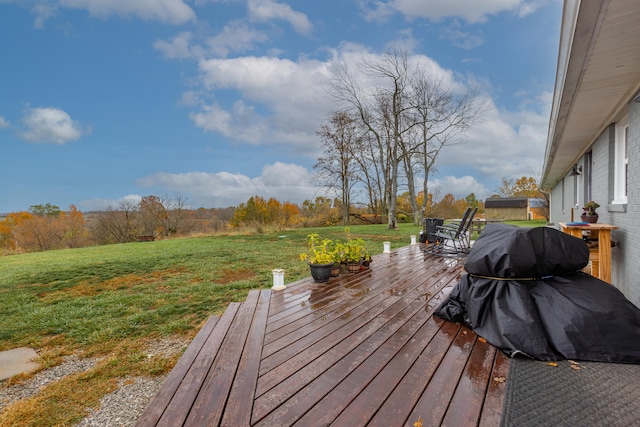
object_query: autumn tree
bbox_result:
[0,211,32,252]
[498,176,541,198]
[16,204,66,251]
[431,193,467,219]
[300,196,337,227]
[465,193,479,209]
[63,205,88,248]
[315,111,364,225]
[498,176,549,220]
[231,196,301,231]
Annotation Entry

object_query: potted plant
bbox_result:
[331,241,346,276]
[300,233,335,282]
[362,251,372,268]
[344,237,366,273]
[581,200,600,223]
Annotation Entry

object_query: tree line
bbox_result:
[0,196,233,254]
[0,190,492,254]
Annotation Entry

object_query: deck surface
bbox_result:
[136,244,509,427]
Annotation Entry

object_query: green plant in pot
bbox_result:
[344,237,366,273]
[581,200,600,223]
[362,250,372,268]
[331,241,346,276]
[300,233,335,282]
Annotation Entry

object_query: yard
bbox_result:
[0,220,543,425]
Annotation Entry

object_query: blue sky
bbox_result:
[0,0,562,213]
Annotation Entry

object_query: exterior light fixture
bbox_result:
[568,165,582,176]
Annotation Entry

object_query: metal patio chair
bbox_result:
[427,207,477,256]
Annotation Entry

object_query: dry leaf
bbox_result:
[414,416,423,427]
[570,365,581,370]
[478,337,487,343]
[568,360,580,365]
[547,362,558,367]
[493,376,506,385]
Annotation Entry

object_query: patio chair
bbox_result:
[427,207,477,256]
[437,207,471,234]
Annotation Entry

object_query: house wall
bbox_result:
[549,100,640,305]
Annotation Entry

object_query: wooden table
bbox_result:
[559,223,618,283]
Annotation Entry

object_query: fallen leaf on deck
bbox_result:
[570,365,581,370]
[493,376,506,385]
[414,416,423,427]
[568,360,580,365]
[478,337,487,343]
[547,362,558,367]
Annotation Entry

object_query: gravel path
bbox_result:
[0,337,187,426]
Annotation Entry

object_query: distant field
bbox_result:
[0,220,543,425]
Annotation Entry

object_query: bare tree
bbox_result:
[329,49,484,228]
[409,73,484,225]
[314,111,363,225]
[329,50,408,228]
[91,199,139,244]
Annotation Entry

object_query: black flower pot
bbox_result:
[309,263,334,282]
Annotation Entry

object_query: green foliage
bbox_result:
[299,233,335,264]
[583,200,600,213]
[29,203,61,216]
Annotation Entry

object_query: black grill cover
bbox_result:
[435,223,640,363]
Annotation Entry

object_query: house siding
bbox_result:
[620,101,640,304]
[549,101,640,306]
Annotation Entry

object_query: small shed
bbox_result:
[485,197,530,220]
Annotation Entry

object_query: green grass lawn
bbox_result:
[0,220,542,425]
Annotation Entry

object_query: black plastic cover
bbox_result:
[435,223,640,363]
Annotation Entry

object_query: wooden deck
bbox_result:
[136,244,509,427]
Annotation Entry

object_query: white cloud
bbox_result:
[79,194,142,211]
[430,175,490,200]
[154,23,269,60]
[362,0,539,24]
[192,55,333,149]
[189,100,270,143]
[59,0,196,24]
[20,107,89,144]
[0,116,10,128]
[204,21,269,57]
[136,162,317,207]
[438,94,551,188]
[439,20,485,49]
[32,2,58,28]
[247,0,313,34]
[154,32,195,59]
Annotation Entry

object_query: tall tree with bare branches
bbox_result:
[314,111,364,225]
[329,49,484,227]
